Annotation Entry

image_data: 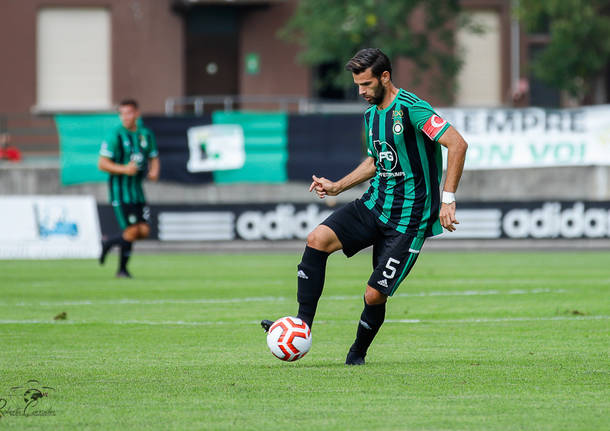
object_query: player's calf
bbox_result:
[346,295,386,365]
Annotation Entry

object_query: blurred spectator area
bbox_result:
[0,113,58,159]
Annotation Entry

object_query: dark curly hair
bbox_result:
[119,99,139,109]
[345,48,392,79]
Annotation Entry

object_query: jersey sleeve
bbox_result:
[408,100,450,142]
[100,131,118,160]
[146,130,159,158]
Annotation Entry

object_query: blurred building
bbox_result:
[1,0,609,232]
[0,0,607,157]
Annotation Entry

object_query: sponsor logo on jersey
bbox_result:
[422,114,447,140]
[393,122,404,135]
[373,140,398,172]
[140,135,148,148]
[392,109,404,119]
[378,171,405,178]
[379,151,394,162]
[297,269,309,279]
[377,279,389,288]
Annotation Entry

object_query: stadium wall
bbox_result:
[1,163,609,203]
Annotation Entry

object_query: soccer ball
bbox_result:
[266,316,312,361]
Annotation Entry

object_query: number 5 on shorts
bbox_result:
[383,258,401,279]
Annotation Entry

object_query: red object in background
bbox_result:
[0,146,22,161]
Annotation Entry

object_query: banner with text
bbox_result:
[0,196,102,259]
[57,106,610,186]
[97,201,610,241]
[438,105,610,169]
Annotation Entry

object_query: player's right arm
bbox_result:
[98,156,138,176]
[98,133,137,176]
[309,156,376,199]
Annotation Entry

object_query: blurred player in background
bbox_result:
[262,48,468,365]
[98,99,160,278]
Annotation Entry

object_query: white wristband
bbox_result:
[442,191,455,204]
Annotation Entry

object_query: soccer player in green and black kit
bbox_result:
[98,99,160,278]
[261,48,468,365]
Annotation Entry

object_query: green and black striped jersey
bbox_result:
[99,125,158,205]
[361,89,450,238]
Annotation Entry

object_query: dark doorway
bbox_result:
[528,43,561,108]
[185,6,239,97]
[314,62,359,101]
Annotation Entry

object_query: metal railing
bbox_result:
[165,95,311,115]
[164,95,369,115]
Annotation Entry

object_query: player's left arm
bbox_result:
[147,157,160,181]
[146,130,160,181]
[409,100,468,232]
[437,126,468,232]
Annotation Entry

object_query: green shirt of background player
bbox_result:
[262,48,468,365]
[98,99,160,278]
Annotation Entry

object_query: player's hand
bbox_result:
[123,161,138,176]
[309,175,340,199]
[440,202,459,232]
[147,171,159,181]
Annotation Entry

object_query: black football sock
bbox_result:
[102,234,122,251]
[296,246,329,329]
[351,298,386,356]
[100,234,122,264]
[119,238,133,272]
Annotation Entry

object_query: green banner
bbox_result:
[55,114,119,185]
[212,112,287,184]
[56,112,289,185]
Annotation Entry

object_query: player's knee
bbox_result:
[306,230,320,248]
[123,226,138,242]
[365,288,387,305]
[306,228,335,253]
[138,224,150,239]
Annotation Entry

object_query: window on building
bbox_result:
[527,43,561,108]
[36,7,111,111]
[456,10,502,107]
[314,62,359,101]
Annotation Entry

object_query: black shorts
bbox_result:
[321,199,425,296]
[111,201,150,230]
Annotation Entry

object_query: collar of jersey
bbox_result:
[120,125,140,133]
[376,88,403,114]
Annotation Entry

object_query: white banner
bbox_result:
[187,124,245,172]
[0,196,101,259]
[437,105,610,169]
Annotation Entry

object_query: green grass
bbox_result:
[0,251,608,430]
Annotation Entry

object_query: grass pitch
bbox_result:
[0,251,608,430]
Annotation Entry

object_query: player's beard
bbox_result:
[367,82,386,106]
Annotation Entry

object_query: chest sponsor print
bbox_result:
[373,140,398,172]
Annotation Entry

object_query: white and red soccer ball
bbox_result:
[266,316,312,362]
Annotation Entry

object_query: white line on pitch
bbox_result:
[0,315,607,326]
[1,288,566,307]
[385,315,610,324]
